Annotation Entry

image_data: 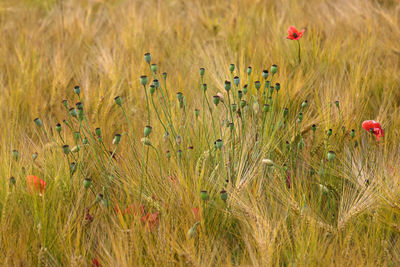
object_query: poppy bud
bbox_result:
[166,150,171,159]
[231,104,237,112]
[202,83,207,92]
[141,137,152,146]
[112,134,121,145]
[187,222,200,238]
[32,152,38,161]
[247,66,252,75]
[200,190,208,201]
[95,128,102,138]
[220,190,228,201]
[194,109,200,118]
[62,145,70,155]
[350,129,355,138]
[62,99,68,108]
[177,149,183,157]
[114,96,122,106]
[12,150,19,161]
[69,108,77,117]
[262,159,274,166]
[301,100,308,109]
[82,138,88,145]
[271,64,278,75]
[55,123,62,133]
[34,118,42,127]
[238,90,243,99]
[74,131,81,141]
[149,85,156,95]
[200,67,205,77]
[234,76,240,86]
[327,129,332,137]
[9,176,16,186]
[240,99,246,108]
[334,100,340,109]
[275,83,281,91]
[74,85,81,95]
[263,104,270,113]
[269,85,274,94]
[243,84,248,94]
[144,52,151,63]
[83,178,92,189]
[144,126,152,137]
[224,81,231,91]
[327,151,336,161]
[71,145,80,153]
[150,64,157,73]
[255,81,261,90]
[177,92,183,102]
[213,95,220,106]
[140,75,148,86]
[176,135,182,145]
[215,139,223,149]
[312,124,317,132]
[229,64,235,72]
[262,70,269,79]
[162,72,167,79]
[297,113,303,123]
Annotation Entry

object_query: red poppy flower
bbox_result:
[91,258,100,267]
[192,207,201,221]
[362,120,384,141]
[27,175,46,193]
[287,26,305,40]
[141,211,159,230]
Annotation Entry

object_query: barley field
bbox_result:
[1,0,400,266]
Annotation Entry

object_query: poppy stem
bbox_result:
[297,40,301,64]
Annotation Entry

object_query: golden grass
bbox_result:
[1,0,400,266]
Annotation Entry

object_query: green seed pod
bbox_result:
[229,64,235,72]
[262,70,269,79]
[82,138,88,145]
[144,52,151,63]
[298,113,303,123]
[176,135,182,145]
[247,66,252,75]
[301,100,308,109]
[200,190,208,201]
[12,150,19,161]
[240,99,246,108]
[327,151,336,161]
[69,108,77,117]
[194,109,200,118]
[224,81,231,91]
[112,134,121,145]
[255,81,261,90]
[283,108,289,117]
[234,76,240,86]
[62,99,68,108]
[215,139,223,149]
[177,92,183,102]
[74,85,81,95]
[199,67,205,77]
[213,95,220,106]
[114,96,122,106]
[95,128,102,138]
[177,149,183,157]
[150,64,158,73]
[238,90,243,99]
[140,75,148,86]
[228,122,234,131]
[312,124,317,132]
[270,64,278,75]
[243,84,248,94]
[350,129,355,138]
[76,102,83,110]
[55,123,62,133]
[202,83,207,92]
[74,131,80,141]
[231,103,237,112]
[9,176,16,186]
[144,126,152,137]
[166,150,171,159]
[220,190,228,201]
[34,118,42,127]
[32,152,38,161]
[334,100,340,109]
[152,79,160,88]
[62,145,70,155]
[263,104,270,113]
[83,178,92,189]
[149,85,156,95]
[275,83,281,91]
[162,72,167,79]
[327,129,332,137]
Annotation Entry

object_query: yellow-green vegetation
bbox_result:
[1,0,400,266]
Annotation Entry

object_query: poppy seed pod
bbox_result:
[76,102,83,110]
[12,150,19,161]
[327,151,336,161]
[213,95,220,106]
[271,64,278,75]
[240,99,246,108]
[231,104,237,112]
[224,81,231,91]
[275,83,281,91]
[202,83,207,92]
[247,66,252,75]
[74,85,81,95]
[194,109,200,118]
[95,128,102,138]
[73,131,80,141]
[162,72,167,79]
[229,64,235,72]
[255,81,261,90]
[55,123,62,133]
[152,79,160,88]
[9,176,16,186]
[238,90,243,99]
[166,150,171,159]
[327,129,332,137]
[113,134,121,145]
[114,96,122,106]
[62,99,68,108]
[262,159,274,166]
[82,138,88,145]
[301,100,308,109]
[62,145,70,155]
[298,113,303,123]
[228,122,234,131]
[283,108,289,117]
[200,190,208,201]
[312,124,317,132]
[243,84,248,94]
[149,85,156,95]
[34,118,42,127]
[220,190,228,201]
[335,100,340,109]
[150,64,158,73]
[83,178,92,189]
[140,75,148,86]
[176,135,182,145]
[32,152,38,161]
[177,149,183,157]
[144,126,152,137]
[144,52,151,63]
[69,108,77,117]
[234,76,240,86]
[263,104,270,113]
[177,92,183,102]
[215,139,223,149]
[350,129,355,138]
[262,70,269,79]
[199,67,205,77]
